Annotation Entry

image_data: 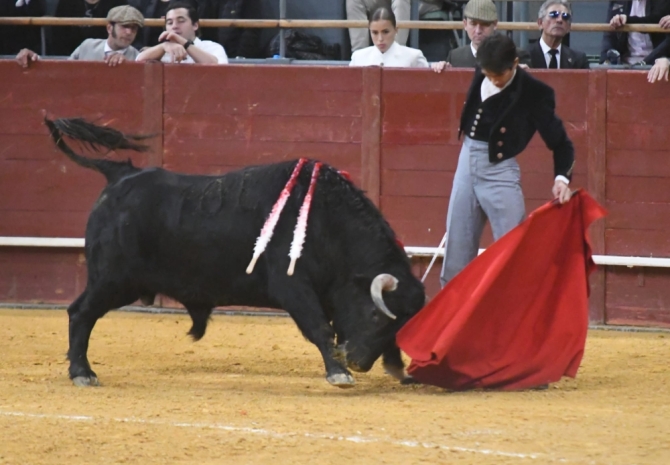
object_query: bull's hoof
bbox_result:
[72,376,100,387]
[400,375,420,385]
[347,361,366,373]
[326,373,355,388]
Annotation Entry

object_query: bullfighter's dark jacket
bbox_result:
[459,67,575,180]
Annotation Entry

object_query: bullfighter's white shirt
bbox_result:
[349,41,429,68]
[159,37,228,64]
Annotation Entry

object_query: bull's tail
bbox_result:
[44,117,153,184]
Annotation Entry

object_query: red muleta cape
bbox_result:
[396,190,607,391]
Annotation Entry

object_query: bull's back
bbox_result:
[83,164,296,305]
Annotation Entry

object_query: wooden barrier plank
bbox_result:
[608,150,670,177]
[0,211,90,237]
[0,159,105,212]
[165,89,362,117]
[607,96,670,125]
[0,135,60,161]
[586,69,607,324]
[606,268,670,309]
[607,176,670,203]
[163,65,364,98]
[606,229,670,257]
[0,248,86,303]
[163,140,361,170]
[607,122,670,151]
[164,114,362,143]
[605,202,670,230]
[361,67,382,207]
[382,170,453,197]
[382,144,461,171]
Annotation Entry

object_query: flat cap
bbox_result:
[463,0,498,22]
[107,5,144,27]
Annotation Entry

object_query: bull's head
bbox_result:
[331,270,425,373]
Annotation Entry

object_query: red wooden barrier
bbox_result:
[0,61,668,327]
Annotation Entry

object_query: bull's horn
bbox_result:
[370,274,398,320]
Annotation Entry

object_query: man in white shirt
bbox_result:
[529,0,589,69]
[136,1,228,64]
[16,5,143,68]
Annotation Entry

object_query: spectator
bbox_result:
[197,0,261,58]
[346,0,410,53]
[16,5,144,68]
[648,56,670,81]
[529,0,589,69]
[602,0,670,64]
[645,27,670,80]
[432,0,530,71]
[52,0,127,56]
[136,1,228,63]
[349,7,428,67]
[0,0,45,56]
[128,0,172,49]
[440,34,574,288]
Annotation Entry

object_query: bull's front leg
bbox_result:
[382,342,419,385]
[269,280,355,388]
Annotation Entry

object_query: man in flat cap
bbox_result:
[432,0,530,70]
[16,5,144,68]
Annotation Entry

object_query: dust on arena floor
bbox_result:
[0,309,668,465]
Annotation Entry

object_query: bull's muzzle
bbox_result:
[370,274,399,320]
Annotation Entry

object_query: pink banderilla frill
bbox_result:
[287,162,322,276]
[246,158,307,274]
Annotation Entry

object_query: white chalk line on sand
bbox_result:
[0,410,550,460]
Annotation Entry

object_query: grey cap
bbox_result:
[463,0,498,22]
[107,5,144,27]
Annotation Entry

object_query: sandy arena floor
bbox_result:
[0,309,668,465]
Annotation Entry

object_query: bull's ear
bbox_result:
[353,274,372,291]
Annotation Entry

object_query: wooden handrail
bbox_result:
[0,17,669,33]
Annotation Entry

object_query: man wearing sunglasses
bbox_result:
[529,0,589,69]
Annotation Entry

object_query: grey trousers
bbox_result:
[440,137,526,287]
[346,0,410,51]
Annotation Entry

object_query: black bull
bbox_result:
[45,117,426,388]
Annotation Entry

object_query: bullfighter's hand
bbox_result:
[16,48,39,68]
[159,31,187,46]
[431,61,451,73]
[610,14,627,28]
[104,53,126,67]
[648,58,670,83]
[552,180,571,204]
[660,15,670,28]
[518,63,529,70]
[162,42,188,62]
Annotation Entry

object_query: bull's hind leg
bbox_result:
[269,281,355,388]
[67,285,138,387]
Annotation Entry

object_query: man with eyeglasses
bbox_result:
[529,0,589,69]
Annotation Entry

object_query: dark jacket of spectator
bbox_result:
[528,41,590,69]
[128,0,170,48]
[198,0,260,58]
[52,0,126,56]
[0,0,46,55]
[643,34,670,63]
[600,0,670,63]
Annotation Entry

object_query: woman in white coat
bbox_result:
[349,7,429,68]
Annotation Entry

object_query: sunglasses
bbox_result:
[548,10,572,20]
